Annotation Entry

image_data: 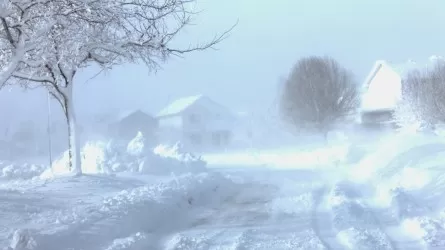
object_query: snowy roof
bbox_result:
[362,60,415,89]
[110,109,155,124]
[364,57,445,88]
[361,60,403,112]
[157,94,204,117]
[362,60,384,90]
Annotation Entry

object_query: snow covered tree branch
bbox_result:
[280,56,359,138]
[0,0,55,88]
[2,0,235,175]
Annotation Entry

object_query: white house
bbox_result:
[156,95,235,150]
[360,60,418,125]
[360,57,445,126]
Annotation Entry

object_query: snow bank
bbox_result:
[100,172,235,214]
[0,162,47,180]
[26,172,239,249]
[6,229,37,250]
[41,132,207,178]
[323,132,445,248]
[332,133,445,209]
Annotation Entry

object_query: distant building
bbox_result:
[360,60,417,126]
[156,95,235,150]
[108,110,158,144]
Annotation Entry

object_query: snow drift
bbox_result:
[325,132,445,248]
[6,172,240,250]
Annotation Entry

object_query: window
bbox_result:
[212,131,231,147]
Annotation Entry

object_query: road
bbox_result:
[161,164,445,250]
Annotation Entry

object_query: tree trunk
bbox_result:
[63,85,82,176]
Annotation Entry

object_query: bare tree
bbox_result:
[280,56,358,138]
[2,0,235,175]
[395,61,445,130]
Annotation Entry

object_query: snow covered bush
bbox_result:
[82,141,113,174]
[127,132,146,156]
[394,60,445,131]
[41,132,207,178]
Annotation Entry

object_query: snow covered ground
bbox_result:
[3,132,445,249]
[202,145,350,169]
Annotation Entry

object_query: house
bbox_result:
[360,60,418,126]
[156,95,235,150]
[107,110,158,144]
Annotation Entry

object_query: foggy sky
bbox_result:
[1,0,445,131]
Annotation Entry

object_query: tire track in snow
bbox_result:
[163,170,327,249]
[311,185,347,250]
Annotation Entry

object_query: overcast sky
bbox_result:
[1,0,445,130]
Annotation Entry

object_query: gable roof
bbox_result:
[363,58,443,90]
[156,94,204,117]
[362,60,417,90]
[362,60,385,90]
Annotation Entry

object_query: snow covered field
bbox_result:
[3,133,445,249]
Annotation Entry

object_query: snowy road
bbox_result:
[162,168,330,250]
[3,139,445,249]
[0,167,442,250]
[162,168,390,250]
